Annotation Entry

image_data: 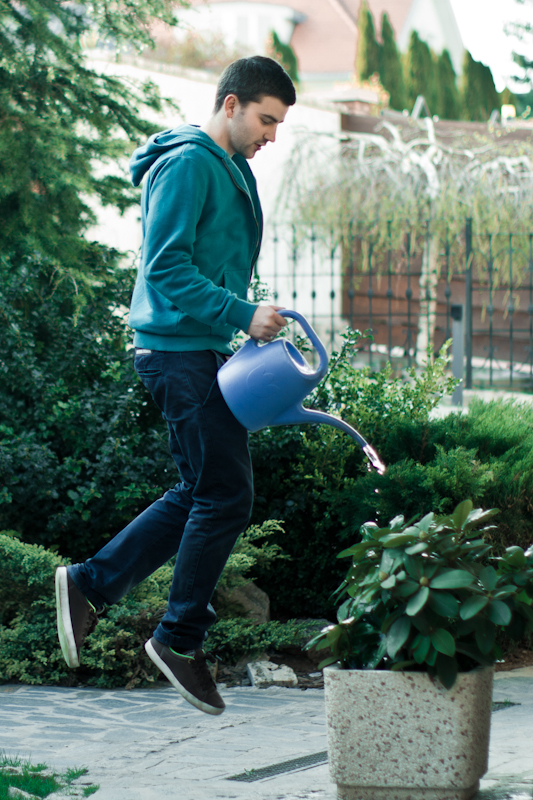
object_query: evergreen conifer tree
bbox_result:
[0,0,181,283]
[379,12,406,110]
[267,30,299,85]
[403,31,437,114]
[356,0,380,83]
[435,49,460,119]
[461,51,500,121]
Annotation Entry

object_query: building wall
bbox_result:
[175,2,298,53]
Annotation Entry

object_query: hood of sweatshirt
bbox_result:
[130,124,237,187]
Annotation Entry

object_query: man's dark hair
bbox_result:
[214,56,296,112]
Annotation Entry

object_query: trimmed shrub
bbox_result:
[0,520,299,687]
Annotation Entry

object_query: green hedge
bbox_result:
[2,258,533,634]
[0,521,307,686]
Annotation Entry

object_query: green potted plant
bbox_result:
[306,499,533,800]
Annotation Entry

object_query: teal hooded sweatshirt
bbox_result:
[128,125,262,355]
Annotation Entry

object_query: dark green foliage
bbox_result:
[461,51,500,121]
[356,1,380,82]
[0,253,174,560]
[307,500,533,687]
[379,13,406,111]
[203,618,310,663]
[267,30,299,85]
[0,532,168,687]
[342,398,533,558]
[249,334,457,617]
[0,0,180,275]
[403,31,437,113]
[0,524,299,686]
[435,49,460,120]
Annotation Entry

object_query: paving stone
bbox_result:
[247,661,298,688]
[0,675,532,799]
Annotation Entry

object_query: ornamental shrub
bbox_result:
[0,521,297,687]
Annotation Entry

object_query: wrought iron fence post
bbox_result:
[465,218,473,389]
[451,304,464,406]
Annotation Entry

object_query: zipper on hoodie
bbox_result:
[222,161,261,272]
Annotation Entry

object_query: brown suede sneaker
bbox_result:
[145,637,225,716]
[55,566,99,668]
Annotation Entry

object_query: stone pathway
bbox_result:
[1,668,532,799]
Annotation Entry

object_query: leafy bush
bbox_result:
[306,500,533,688]
[0,255,175,560]
[248,334,459,616]
[0,521,298,687]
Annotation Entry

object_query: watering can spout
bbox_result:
[217,309,386,474]
[272,405,386,475]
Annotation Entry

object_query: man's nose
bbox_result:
[265,125,277,143]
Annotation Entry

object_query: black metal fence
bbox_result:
[255,219,533,390]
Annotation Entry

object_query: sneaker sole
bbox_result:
[55,567,79,668]
[144,639,224,716]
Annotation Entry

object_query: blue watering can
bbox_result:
[217,310,386,474]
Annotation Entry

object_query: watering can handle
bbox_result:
[279,310,329,381]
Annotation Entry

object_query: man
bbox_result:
[55,56,296,716]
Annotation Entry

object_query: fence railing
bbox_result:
[254,219,533,390]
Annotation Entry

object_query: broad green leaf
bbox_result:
[380,550,396,573]
[411,611,431,636]
[338,541,375,559]
[475,618,496,655]
[388,515,405,531]
[456,643,492,666]
[463,507,499,531]
[428,590,459,619]
[318,655,339,670]
[487,600,512,626]
[326,626,342,645]
[381,575,397,589]
[436,653,459,689]
[460,595,489,620]
[387,616,411,658]
[430,570,475,590]
[396,580,420,598]
[431,629,456,657]
[413,634,431,664]
[426,646,438,666]
[314,638,332,651]
[337,599,353,622]
[417,513,434,532]
[406,586,430,616]
[360,521,380,536]
[381,533,419,548]
[493,587,518,600]
[390,660,416,671]
[403,554,422,580]
[503,547,527,568]
[479,566,498,591]
[365,638,388,669]
[405,542,429,555]
[451,500,473,530]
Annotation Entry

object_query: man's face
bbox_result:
[226,95,289,159]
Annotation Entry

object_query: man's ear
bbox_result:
[224,94,238,118]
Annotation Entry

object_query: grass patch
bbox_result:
[0,753,99,798]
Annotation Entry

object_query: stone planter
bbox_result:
[324,664,493,800]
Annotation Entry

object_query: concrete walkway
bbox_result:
[1,668,532,800]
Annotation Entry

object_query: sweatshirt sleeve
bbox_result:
[141,154,257,332]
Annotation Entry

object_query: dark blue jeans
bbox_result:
[69,349,253,652]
